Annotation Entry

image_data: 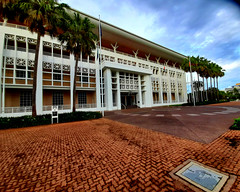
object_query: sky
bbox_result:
[60,0,240,90]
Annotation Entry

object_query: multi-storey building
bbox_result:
[0,10,187,117]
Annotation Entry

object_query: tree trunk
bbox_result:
[202,76,205,101]
[213,78,217,101]
[32,33,41,117]
[197,74,200,102]
[206,77,208,101]
[210,78,213,101]
[73,54,79,112]
[217,77,219,101]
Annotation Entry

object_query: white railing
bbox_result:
[43,51,52,56]
[28,48,36,53]
[76,103,97,109]
[17,47,26,52]
[153,101,162,104]
[5,22,28,30]
[6,45,15,50]
[3,106,32,113]
[43,105,71,111]
[62,55,70,59]
[53,53,61,58]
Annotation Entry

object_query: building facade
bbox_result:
[0,10,187,117]
[225,83,240,93]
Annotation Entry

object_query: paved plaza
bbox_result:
[0,102,240,191]
[106,102,240,143]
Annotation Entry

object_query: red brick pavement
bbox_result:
[1,117,240,191]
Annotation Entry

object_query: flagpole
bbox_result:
[189,57,196,106]
[99,15,104,116]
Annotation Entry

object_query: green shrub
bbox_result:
[58,111,102,123]
[0,114,51,129]
[0,111,102,129]
[230,118,240,130]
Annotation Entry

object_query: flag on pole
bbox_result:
[98,15,104,116]
[98,19,102,39]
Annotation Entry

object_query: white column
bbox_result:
[144,75,152,107]
[175,80,179,102]
[36,39,43,115]
[13,35,17,84]
[95,50,101,110]
[183,72,187,102]
[25,37,29,85]
[0,32,5,113]
[116,71,121,110]
[104,68,113,110]
[168,79,172,104]
[137,75,142,108]
[70,53,75,111]
[159,76,163,104]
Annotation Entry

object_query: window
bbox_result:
[78,92,87,104]
[20,91,32,107]
[53,70,61,80]
[53,92,63,106]
[16,66,26,78]
[82,73,88,82]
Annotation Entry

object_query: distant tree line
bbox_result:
[181,56,225,103]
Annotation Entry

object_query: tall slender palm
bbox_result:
[216,65,225,101]
[3,0,69,116]
[58,13,97,112]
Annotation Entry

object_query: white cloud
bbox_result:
[220,59,240,71]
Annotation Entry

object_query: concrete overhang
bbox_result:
[68,8,187,64]
[103,61,152,75]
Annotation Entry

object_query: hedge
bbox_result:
[230,117,240,130]
[0,111,102,130]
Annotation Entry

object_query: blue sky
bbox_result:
[61,0,240,90]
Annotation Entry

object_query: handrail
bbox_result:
[3,106,32,113]
[121,103,126,109]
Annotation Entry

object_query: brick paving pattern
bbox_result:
[0,102,240,191]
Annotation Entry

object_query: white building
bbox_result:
[0,10,187,117]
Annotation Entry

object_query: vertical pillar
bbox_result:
[36,39,43,115]
[159,76,163,104]
[167,79,171,104]
[183,72,187,102]
[0,32,5,113]
[144,75,152,107]
[138,75,142,108]
[104,68,113,110]
[70,53,75,111]
[116,71,121,110]
[95,49,101,110]
[25,37,29,85]
[13,35,17,84]
[175,80,179,102]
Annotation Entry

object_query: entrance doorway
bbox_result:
[121,92,137,109]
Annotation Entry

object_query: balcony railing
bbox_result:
[153,101,162,104]
[76,103,97,109]
[3,106,32,113]
[43,105,71,111]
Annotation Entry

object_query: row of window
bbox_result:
[20,92,87,107]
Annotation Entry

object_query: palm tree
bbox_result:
[58,13,97,112]
[3,0,69,116]
[216,65,225,101]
